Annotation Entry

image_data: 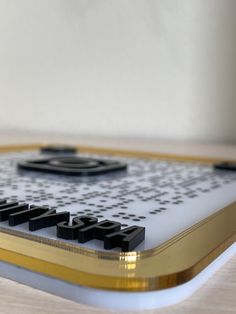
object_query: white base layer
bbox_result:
[0,243,236,311]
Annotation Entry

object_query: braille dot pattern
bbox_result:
[0,151,236,250]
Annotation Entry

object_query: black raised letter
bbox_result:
[0,203,28,221]
[104,226,145,252]
[9,206,50,226]
[29,209,70,231]
[57,216,98,240]
[78,220,121,243]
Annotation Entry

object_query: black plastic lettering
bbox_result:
[104,226,145,252]
[78,220,121,243]
[0,201,18,210]
[0,203,28,221]
[9,206,49,226]
[29,209,70,231]
[57,216,98,240]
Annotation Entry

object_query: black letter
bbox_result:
[9,206,49,226]
[104,226,145,252]
[78,220,121,243]
[29,209,70,231]
[0,202,28,221]
[57,216,98,240]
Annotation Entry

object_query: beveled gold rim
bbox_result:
[0,143,235,291]
[0,143,228,163]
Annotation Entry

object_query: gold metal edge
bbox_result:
[0,143,235,291]
[0,143,229,164]
[0,202,235,291]
[78,145,227,164]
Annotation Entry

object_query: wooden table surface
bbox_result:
[0,131,235,314]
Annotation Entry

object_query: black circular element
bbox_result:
[17,156,127,176]
[40,145,77,155]
[214,161,236,171]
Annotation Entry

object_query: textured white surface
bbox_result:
[0,1,236,142]
[0,150,236,251]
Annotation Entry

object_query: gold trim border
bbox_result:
[0,143,228,163]
[0,143,235,292]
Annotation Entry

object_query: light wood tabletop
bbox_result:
[0,131,235,314]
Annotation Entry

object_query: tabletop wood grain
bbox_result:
[0,131,235,314]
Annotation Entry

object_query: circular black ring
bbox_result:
[49,157,100,169]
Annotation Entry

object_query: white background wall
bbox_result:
[0,0,236,143]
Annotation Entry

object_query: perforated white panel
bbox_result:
[0,151,236,251]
